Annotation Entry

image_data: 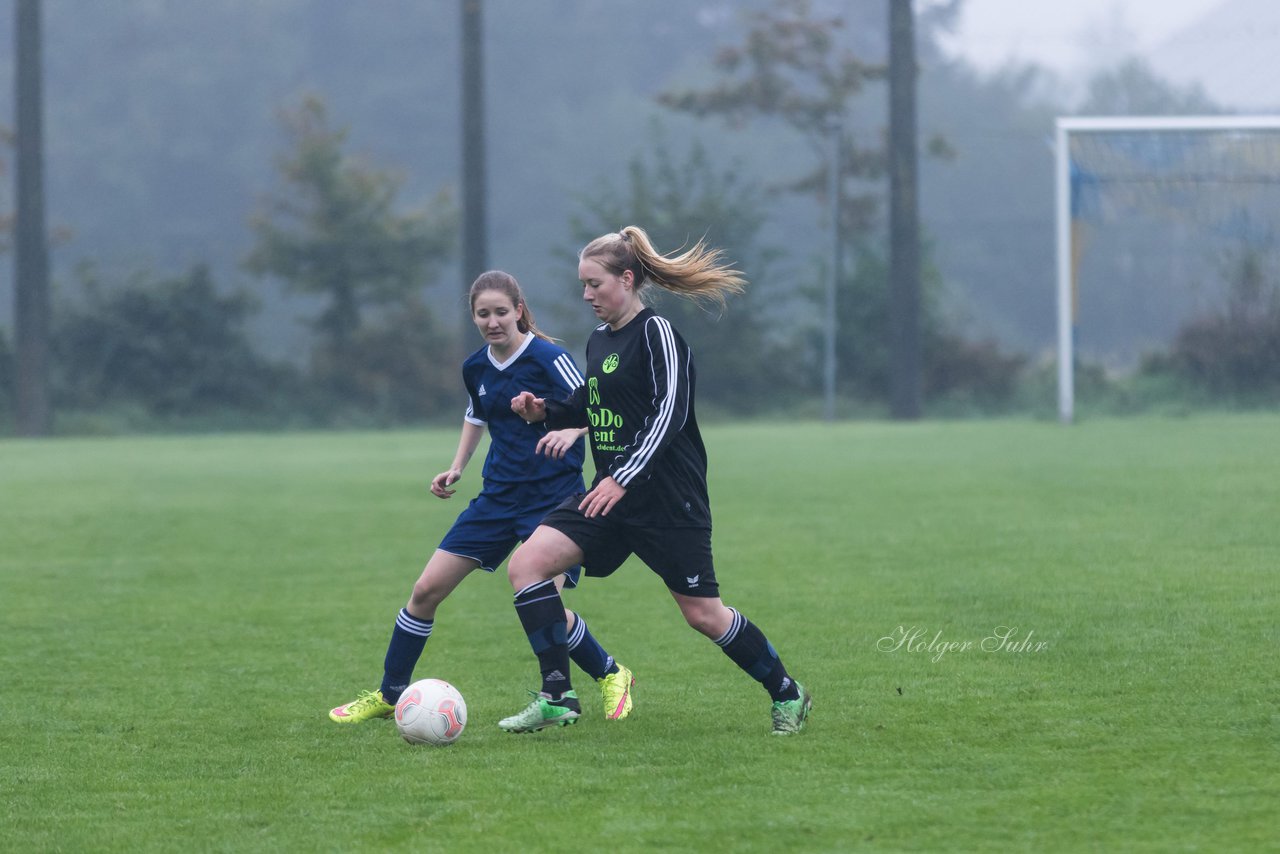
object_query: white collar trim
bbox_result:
[488,332,533,370]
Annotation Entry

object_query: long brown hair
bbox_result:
[579,225,747,309]
[468,270,554,342]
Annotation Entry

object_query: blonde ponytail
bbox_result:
[580,225,746,309]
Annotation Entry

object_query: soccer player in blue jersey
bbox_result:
[502,226,811,736]
[329,271,634,725]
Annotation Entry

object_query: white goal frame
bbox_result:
[1054,114,1280,422]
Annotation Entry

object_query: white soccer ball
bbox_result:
[395,678,467,746]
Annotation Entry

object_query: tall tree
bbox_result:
[245,96,456,364]
[459,0,487,309]
[657,0,886,231]
[888,0,922,419]
[13,0,51,436]
[656,1,885,412]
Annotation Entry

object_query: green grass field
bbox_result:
[2,415,1276,852]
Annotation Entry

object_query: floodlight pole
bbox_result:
[824,115,841,422]
[14,0,52,436]
[460,0,487,329]
[1053,119,1073,424]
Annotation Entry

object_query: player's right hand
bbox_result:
[430,470,461,498]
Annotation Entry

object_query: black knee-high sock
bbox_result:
[714,607,799,702]
[513,580,572,699]
[567,614,617,680]
[380,608,433,703]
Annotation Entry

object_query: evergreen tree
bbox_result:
[244,95,459,417]
[245,95,456,368]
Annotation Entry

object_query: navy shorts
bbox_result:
[438,476,584,587]
[539,494,719,598]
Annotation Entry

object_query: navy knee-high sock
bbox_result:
[713,607,799,702]
[566,614,617,680]
[513,580,572,699]
[380,608,433,703]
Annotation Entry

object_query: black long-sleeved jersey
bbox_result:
[545,308,711,528]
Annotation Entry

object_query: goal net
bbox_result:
[1054,115,1280,421]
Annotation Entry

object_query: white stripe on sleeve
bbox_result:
[553,353,585,390]
[613,316,679,486]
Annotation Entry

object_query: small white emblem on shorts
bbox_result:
[686,575,700,586]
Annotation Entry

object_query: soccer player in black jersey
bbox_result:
[500,226,812,736]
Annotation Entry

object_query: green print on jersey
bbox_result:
[588,371,626,449]
[588,405,625,451]
[588,374,622,449]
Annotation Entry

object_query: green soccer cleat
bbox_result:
[498,691,581,733]
[598,663,635,721]
[329,689,394,724]
[770,682,812,736]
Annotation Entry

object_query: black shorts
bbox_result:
[540,493,719,598]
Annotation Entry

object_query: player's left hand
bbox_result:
[537,428,582,460]
[580,476,626,518]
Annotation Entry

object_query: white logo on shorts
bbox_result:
[686,575,700,587]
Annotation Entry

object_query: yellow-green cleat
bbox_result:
[770,682,812,735]
[598,664,634,721]
[498,691,581,733]
[328,689,394,723]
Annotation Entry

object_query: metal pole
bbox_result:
[15,0,52,436]
[888,0,922,419]
[824,116,841,422]
[460,0,487,323]
[1054,120,1074,424]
